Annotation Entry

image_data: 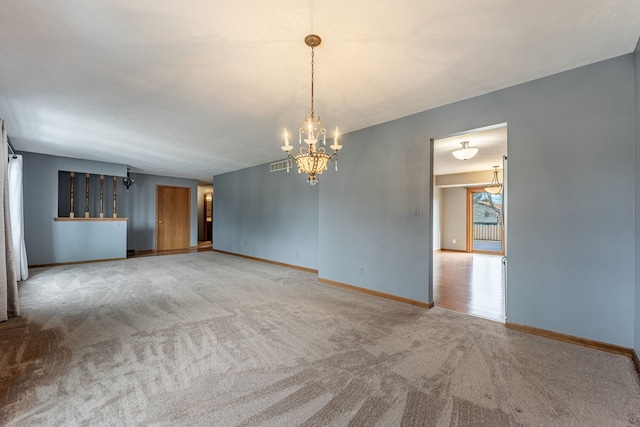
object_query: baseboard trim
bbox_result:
[211,249,318,274]
[318,277,433,309]
[130,249,156,256]
[210,250,431,309]
[506,322,636,360]
[127,246,212,257]
[29,257,127,268]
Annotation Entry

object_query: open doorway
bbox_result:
[197,183,213,248]
[431,124,507,322]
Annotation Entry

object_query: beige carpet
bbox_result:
[1,252,639,426]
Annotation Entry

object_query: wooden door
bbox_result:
[156,185,190,251]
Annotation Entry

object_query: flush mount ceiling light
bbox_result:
[485,166,502,194]
[452,141,478,160]
[281,34,342,185]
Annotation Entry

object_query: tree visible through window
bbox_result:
[470,190,503,253]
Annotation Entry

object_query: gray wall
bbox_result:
[635,40,640,356]
[318,119,430,303]
[213,163,319,270]
[214,54,637,348]
[22,152,127,265]
[49,221,127,263]
[337,54,635,346]
[119,172,198,251]
[441,187,466,251]
[501,56,634,347]
[432,185,442,251]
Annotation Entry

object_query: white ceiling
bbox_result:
[434,124,507,176]
[1,1,639,183]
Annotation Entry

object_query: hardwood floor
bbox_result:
[127,242,212,258]
[433,250,505,322]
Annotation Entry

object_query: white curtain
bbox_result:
[9,154,28,281]
[0,119,19,321]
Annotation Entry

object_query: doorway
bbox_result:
[203,193,212,241]
[431,124,507,322]
[156,185,191,251]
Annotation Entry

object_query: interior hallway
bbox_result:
[433,250,505,322]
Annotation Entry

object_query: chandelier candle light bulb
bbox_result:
[329,128,342,171]
[280,34,342,185]
[282,130,291,149]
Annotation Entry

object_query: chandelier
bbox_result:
[281,34,342,185]
[485,166,502,194]
[452,141,478,160]
[123,170,134,190]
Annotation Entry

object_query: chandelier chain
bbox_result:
[310,46,315,115]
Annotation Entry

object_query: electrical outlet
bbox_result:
[358,266,364,275]
[452,239,457,244]
[296,251,299,258]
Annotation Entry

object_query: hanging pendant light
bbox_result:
[452,141,478,160]
[123,169,134,190]
[485,166,502,194]
[280,35,342,185]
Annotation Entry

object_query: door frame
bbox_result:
[466,187,504,255]
[430,125,508,319]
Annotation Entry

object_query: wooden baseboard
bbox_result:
[130,249,156,256]
[318,278,433,309]
[211,251,431,309]
[633,349,640,374]
[127,246,211,257]
[506,322,636,360]
[29,257,127,268]
[211,249,318,274]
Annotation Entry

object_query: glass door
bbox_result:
[467,188,503,254]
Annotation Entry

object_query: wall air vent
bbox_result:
[270,159,292,172]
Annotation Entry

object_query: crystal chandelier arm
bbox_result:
[330,128,342,152]
[281,128,292,152]
[307,118,313,139]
